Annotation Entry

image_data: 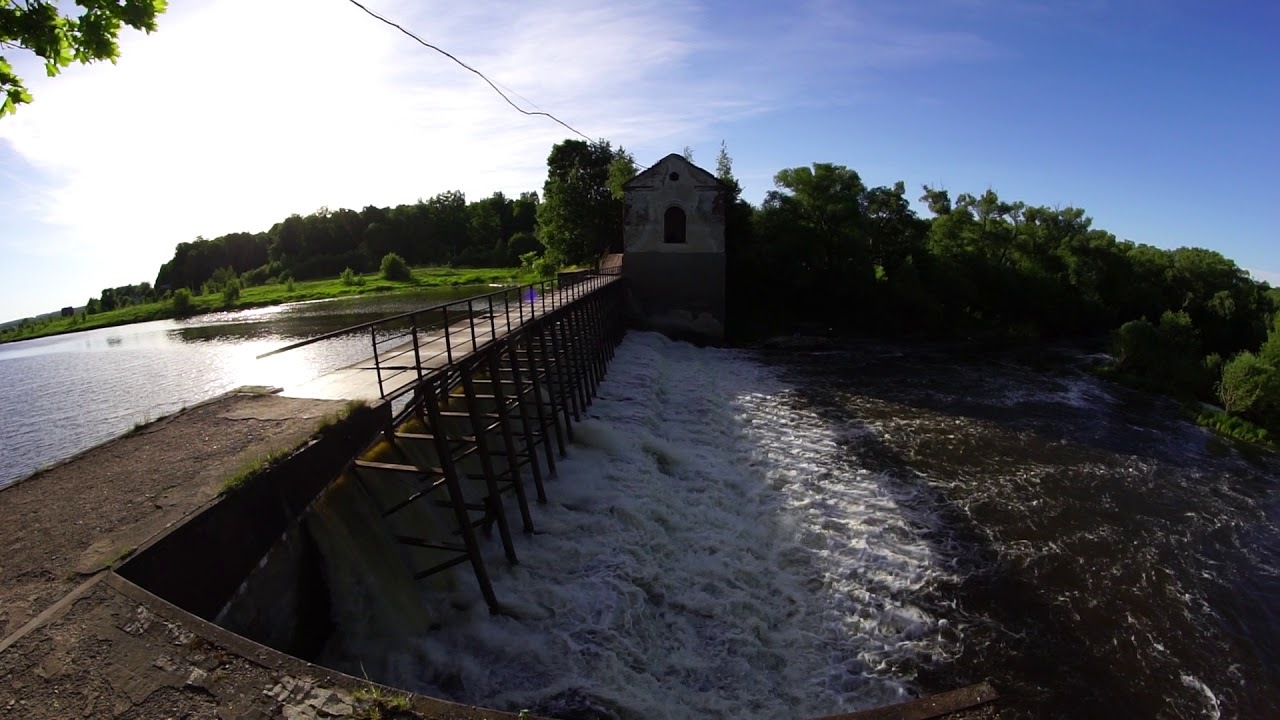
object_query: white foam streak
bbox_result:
[323,332,952,718]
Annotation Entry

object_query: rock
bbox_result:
[282,704,318,720]
[153,655,180,672]
[318,690,354,717]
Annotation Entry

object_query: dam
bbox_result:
[0,269,996,719]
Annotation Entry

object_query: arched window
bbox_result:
[663,206,687,244]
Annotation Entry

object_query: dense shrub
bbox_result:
[379,252,412,282]
[1114,318,1160,375]
[222,278,241,306]
[340,267,364,286]
[172,288,193,315]
[1218,352,1278,423]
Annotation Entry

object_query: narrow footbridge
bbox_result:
[258,272,626,612]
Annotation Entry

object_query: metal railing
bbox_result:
[257,270,621,401]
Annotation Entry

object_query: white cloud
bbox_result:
[0,1,759,268]
[0,0,994,318]
[1247,268,1280,286]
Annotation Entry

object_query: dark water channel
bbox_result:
[773,344,1280,718]
[0,287,490,488]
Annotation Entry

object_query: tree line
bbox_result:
[720,154,1280,441]
[151,191,546,294]
[57,137,1280,440]
[525,139,1279,441]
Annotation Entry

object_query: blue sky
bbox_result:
[1,0,1276,321]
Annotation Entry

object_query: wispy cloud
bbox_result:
[0,0,997,317]
[1247,268,1280,286]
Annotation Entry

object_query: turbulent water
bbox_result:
[314,332,1280,719]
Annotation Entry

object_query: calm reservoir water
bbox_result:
[3,296,1276,718]
[0,287,491,488]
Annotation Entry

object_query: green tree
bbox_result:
[537,139,625,263]
[221,277,241,306]
[1260,314,1280,366]
[379,252,412,282]
[767,163,870,282]
[171,287,192,315]
[1114,318,1161,375]
[1218,352,1278,423]
[1,0,167,117]
[607,147,637,201]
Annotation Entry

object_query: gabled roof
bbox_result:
[622,153,727,190]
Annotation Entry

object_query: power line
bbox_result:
[343,0,590,141]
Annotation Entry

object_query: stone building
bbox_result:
[619,154,728,343]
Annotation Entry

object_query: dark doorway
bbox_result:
[664,206,687,244]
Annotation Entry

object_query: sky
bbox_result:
[1,0,1276,320]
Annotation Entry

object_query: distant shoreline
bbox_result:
[0,266,535,346]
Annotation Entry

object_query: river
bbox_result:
[0,287,490,488]
[309,332,1278,719]
[3,298,1277,718]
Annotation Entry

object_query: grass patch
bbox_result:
[316,399,370,435]
[1193,408,1276,449]
[0,266,543,345]
[352,685,414,720]
[219,451,281,495]
[352,663,418,720]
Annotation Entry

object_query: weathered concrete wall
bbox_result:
[214,518,333,659]
[118,400,389,658]
[622,154,727,342]
[623,155,725,254]
[622,253,725,342]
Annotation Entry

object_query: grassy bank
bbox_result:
[1090,364,1277,451]
[1,266,536,345]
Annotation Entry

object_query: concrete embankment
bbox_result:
[0,387,525,720]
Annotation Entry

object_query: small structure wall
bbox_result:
[621,154,727,342]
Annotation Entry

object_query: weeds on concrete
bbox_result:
[354,663,418,720]
[218,451,280,495]
[316,399,369,435]
[108,546,136,567]
[352,685,413,720]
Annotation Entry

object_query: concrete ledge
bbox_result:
[815,683,999,720]
[117,400,390,621]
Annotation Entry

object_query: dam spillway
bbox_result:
[7,272,988,717]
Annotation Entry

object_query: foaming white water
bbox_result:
[324,332,953,719]
[1181,675,1221,720]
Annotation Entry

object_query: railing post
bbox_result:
[370,325,385,398]
[490,295,497,342]
[518,284,525,325]
[442,305,453,364]
[468,299,479,351]
[411,313,423,382]
[503,288,512,330]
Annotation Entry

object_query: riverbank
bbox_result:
[1089,363,1278,451]
[0,266,539,346]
